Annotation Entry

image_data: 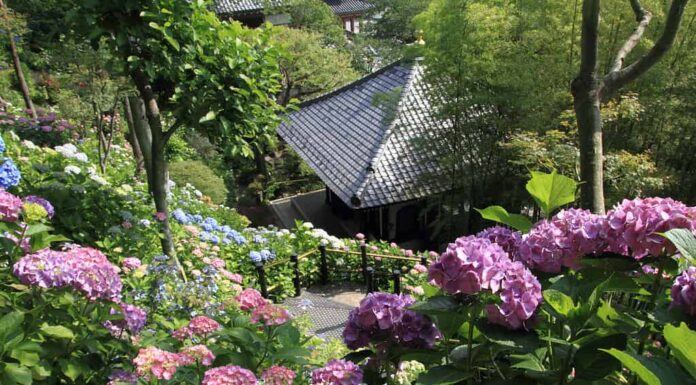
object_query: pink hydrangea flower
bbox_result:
[154,212,167,222]
[311,359,363,385]
[251,304,291,326]
[261,365,296,385]
[202,365,257,385]
[671,267,696,316]
[607,197,696,259]
[121,257,142,273]
[172,326,191,341]
[428,236,510,295]
[211,258,226,269]
[477,226,522,261]
[485,260,543,330]
[133,346,182,380]
[221,270,243,284]
[0,189,22,222]
[188,316,221,336]
[235,288,267,311]
[355,233,365,241]
[180,345,215,366]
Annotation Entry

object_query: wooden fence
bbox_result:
[254,244,429,299]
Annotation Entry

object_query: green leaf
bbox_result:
[525,170,578,218]
[661,229,696,264]
[543,289,575,318]
[2,363,33,385]
[40,325,74,340]
[664,323,696,378]
[59,360,88,381]
[409,296,461,316]
[600,349,659,385]
[199,110,217,123]
[271,347,309,364]
[416,365,473,385]
[0,312,24,342]
[475,205,533,233]
[574,334,626,380]
[164,34,181,51]
[10,350,40,367]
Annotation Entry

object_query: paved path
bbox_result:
[282,283,365,339]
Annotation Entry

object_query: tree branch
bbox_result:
[577,0,601,81]
[609,0,652,73]
[603,0,689,95]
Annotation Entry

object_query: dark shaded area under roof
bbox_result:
[278,60,452,209]
[213,0,371,16]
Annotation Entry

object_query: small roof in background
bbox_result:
[278,60,452,209]
[214,0,372,16]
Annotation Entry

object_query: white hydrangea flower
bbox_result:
[167,179,176,189]
[89,173,108,185]
[73,152,89,163]
[302,222,314,229]
[22,140,38,150]
[64,165,81,175]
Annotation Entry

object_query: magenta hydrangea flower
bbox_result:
[180,345,215,366]
[0,189,22,222]
[133,346,183,380]
[671,267,696,316]
[343,292,440,350]
[250,304,291,326]
[12,247,122,302]
[235,288,267,311]
[485,260,543,330]
[188,316,221,336]
[172,326,191,341]
[24,195,54,218]
[104,303,147,336]
[311,359,363,385]
[121,257,142,273]
[261,365,296,385]
[477,226,522,260]
[202,365,257,385]
[607,197,696,259]
[428,236,510,295]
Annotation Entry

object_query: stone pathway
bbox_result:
[282,282,365,339]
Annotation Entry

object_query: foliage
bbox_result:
[361,0,429,45]
[266,0,346,46]
[168,161,228,205]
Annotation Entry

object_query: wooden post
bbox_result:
[392,269,401,294]
[366,267,375,293]
[360,244,368,284]
[319,245,328,285]
[420,255,428,266]
[255,262,268,298]
[291,254,301,297]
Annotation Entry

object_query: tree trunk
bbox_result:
[127,96,154,187]
[572,80,605,213]
[0,0,36,119]
[123,97,145,176]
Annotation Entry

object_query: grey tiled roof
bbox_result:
[213,0,371,16]
[278,60,451,209]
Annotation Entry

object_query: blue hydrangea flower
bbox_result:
[172,208,190,224]
[253,235,267,244]
[0,158,21,189]
[202,217,218,231]
[249,251,262,263]
[210,235,220,245]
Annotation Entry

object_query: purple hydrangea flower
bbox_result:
[107,370,138,385]
[485,260,543,330]
[518,209,610,272]
[477,226,522,260]
[311,359,363,385]
[607,197,696,259]
[343,292,440,350]
[0,158,21,189]
[24,195,55,218]
[671,267,696,316]
[428,236,510,295]
[104,303,147,336]
[13,247,122,302]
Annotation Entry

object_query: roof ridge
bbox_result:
[351,60,421,207]
[297,59,408,110]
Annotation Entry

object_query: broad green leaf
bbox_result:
[199,110,217,123]
[573,334,626,380]
[409,296,461,316]
[477,321,541,352]
[475,205,533,233]
[0,311,24,341]
[10,350,40,367]
[510,353,545,371]
[59,360,88,381]
[416,365,473,385]
[2,363,33,385]
[600,349,659,385]
[525,170,578,218]
[661,229,696,264]
[543,289,575,318]
[40,325,74,340]
[164,34,180,51]
[664,323,696,378]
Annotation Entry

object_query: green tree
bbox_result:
[266,0,345,45]
[0,0,36,117]
[572,0,690,213]
[362,0,429,44]
[64,0,284,257]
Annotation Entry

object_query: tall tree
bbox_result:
[573,0,690,213]
[0,0,36,118]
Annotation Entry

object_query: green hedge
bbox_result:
[169,160,228,204]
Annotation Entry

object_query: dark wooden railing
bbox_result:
[254,244,428,299]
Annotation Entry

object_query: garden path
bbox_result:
[282,282,365,339]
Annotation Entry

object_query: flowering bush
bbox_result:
[0,107,74,147]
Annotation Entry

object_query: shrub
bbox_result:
[169,160,228,204]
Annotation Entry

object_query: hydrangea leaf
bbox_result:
[599,349,692,385]
[1,363,33,385]
[525,170,578,218]
[416,365,473,385]
[664,323,696,378]
[573,334,626,380]
[600,348,660,385]
[542,289,575,318]
[661,229,696,264]
[39,325,74,340]
[475,205,533,233]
